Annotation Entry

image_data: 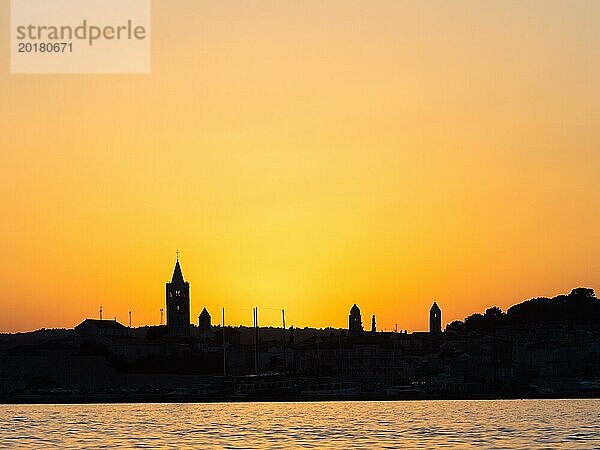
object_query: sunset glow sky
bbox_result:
[1,1,599,332]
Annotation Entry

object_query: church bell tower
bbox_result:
[166,253,190,336]
[349,304,363,336]
[429,301,442,334]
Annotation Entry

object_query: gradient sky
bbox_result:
[1,0,599,332]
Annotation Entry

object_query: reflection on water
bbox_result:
[1,399,599,449]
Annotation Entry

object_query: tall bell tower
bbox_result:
[166,252,190,336]
[429,301,442,334]
[349,304,363,336]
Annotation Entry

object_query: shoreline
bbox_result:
[2,393,599,404]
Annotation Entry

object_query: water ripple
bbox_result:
[0,400,599,449]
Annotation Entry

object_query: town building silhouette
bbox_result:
[0,256,599,402]
[198,308,211,335]
[348,304,363,336]
[430,301,442,334]
[166,256,190,337]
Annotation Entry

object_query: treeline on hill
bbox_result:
[446,288,600,333]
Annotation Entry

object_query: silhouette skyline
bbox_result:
[1,253,597,336]
[0,258,598,402]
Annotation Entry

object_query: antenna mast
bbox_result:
[222,308,226,377]
[282,309,287,371]
[253,307,259,375]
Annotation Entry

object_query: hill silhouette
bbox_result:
[446,287,599,333]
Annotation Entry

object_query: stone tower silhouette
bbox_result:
[166,256,190,336]
[349,304,363,336]
[198,307,211,335]
[429,301,442,333]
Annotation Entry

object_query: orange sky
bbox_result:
[1,1,599,332]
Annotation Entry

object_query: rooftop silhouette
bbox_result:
[0,287,598,402]
[0,256,598,402]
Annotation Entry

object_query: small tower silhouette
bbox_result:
[198,307,212,335]
[166,253,190,337]
[430,301,442,333]
[371,314,376,334]
[349,304,363,336]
